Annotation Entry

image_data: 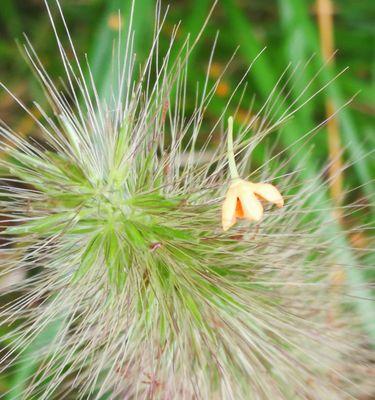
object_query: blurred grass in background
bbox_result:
[0,0,373,397]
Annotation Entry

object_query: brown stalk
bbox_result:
[316,0,344,210]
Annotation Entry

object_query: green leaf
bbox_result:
[277,0,374,199]
[45,151,88,185]
[151,225,194,242]
[0,0,22,38]
[128,193,182,210]
[179,290,204,327]
[4,213,74,236]
[104,230,127,290]
[6,318,64,400]
[123,221,147,249]
[72,233,103,282]
[88,0,153,99]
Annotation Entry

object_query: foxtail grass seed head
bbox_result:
[0,1,373,399]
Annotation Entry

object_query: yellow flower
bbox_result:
[222,178,284,231]
[222,117,284,231]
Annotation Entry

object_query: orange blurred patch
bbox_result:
[107,14,123,31]
[215,81,230,97]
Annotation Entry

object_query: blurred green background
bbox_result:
[0,0,373,397]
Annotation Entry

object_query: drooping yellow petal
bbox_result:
[251,182,284,208]
[222,186,238,231]
[238,182,263,222]
[222,179,283,231]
